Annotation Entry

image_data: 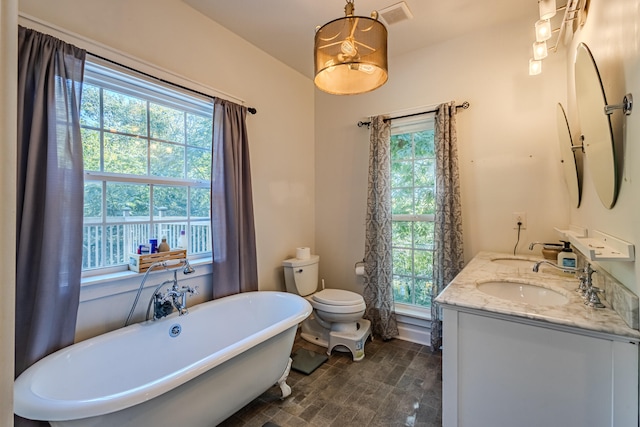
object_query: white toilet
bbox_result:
[282,255,371,361]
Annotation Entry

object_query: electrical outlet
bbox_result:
[513,212,527,230]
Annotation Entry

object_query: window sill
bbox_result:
[395,303,431,321]
[81,256,213,287]
[79,257,212,303]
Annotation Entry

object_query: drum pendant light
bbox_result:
[314,0,388,95]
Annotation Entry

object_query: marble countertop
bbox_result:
[435,251,640,341]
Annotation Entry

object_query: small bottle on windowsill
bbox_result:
[177,230,187,250]
[158,237,170,252]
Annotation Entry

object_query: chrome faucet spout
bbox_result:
[183,260,195,275]
[532,260,580,273]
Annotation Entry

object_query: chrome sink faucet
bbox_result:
[579,264,605,308]
[532,260,580,273]
[528,242,543,250]
[576,264,595,297]
[532,261,604,308]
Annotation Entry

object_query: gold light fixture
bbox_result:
[314,0,388,95]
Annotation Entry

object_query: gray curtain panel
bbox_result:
[16,27,85,426]
[363,115,399,340]
[431,102,464,351]
[211,98,258,299]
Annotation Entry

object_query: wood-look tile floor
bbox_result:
[219,331,442,426]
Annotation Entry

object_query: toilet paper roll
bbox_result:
[296,247,311,260]
[355,265,365,276]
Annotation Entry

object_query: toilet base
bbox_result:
[328,319,371,362]
[300,314,330,348]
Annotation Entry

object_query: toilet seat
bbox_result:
[308,289,366,314]
[313,289,363,306]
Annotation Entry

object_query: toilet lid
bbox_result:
[312,289,364,306]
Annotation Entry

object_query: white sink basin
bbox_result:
[477,280,569,306]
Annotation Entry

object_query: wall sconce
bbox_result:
[528,0,586,76]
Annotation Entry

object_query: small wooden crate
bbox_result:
[128,249,187,273]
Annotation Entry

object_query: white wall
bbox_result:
[315,14,570,294]
[566,0,640,296]
[17,0,316,337]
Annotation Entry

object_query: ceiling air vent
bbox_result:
[378,2,414,26]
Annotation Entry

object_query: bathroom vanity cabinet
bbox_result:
[441,306,639,427]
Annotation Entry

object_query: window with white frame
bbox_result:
[390,117,436,310]
[80,57,213,275]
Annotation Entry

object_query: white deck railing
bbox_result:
[83,222,211,270]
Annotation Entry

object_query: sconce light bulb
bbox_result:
[535,19,552,42]
[533,41,548,60]
[529,58,542,75]
[538,0,557,20]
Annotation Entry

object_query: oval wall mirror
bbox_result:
[556,103,581,207]
[574,42,618,209]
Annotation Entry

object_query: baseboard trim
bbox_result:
[397,322,431,346]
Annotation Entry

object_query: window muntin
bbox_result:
[391,118,436,309]
[80,57,213,274]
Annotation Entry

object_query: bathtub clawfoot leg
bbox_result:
[277,358,292,399]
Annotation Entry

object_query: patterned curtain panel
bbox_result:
[431,102,465,350]
[363,115,399,340]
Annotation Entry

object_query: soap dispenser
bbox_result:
[557,240,577,273]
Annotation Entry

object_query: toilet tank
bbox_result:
[282,255,319,297]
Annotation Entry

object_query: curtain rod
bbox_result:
[88,53,257,115]
[357,101,469,128]
[18,13,256,114]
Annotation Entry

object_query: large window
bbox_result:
[80,57,213,274]
[391,118,436,310]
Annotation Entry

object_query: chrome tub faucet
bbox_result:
[148,270,198,320]
[125,258,197,326]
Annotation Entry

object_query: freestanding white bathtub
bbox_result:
[14,291,312,427]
